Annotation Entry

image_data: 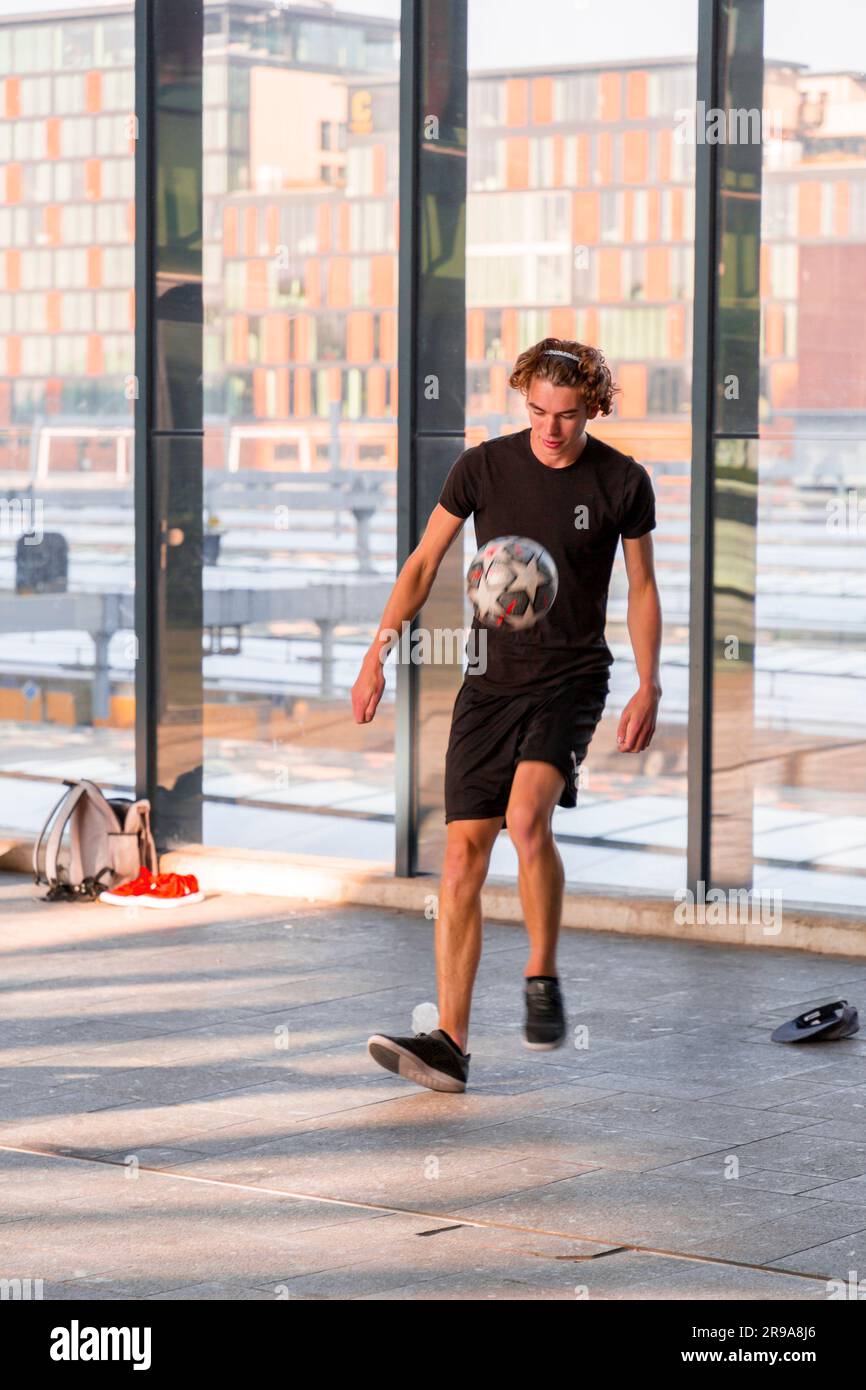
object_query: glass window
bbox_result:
[94,115,120,157]
[98,17,135,69]
[769,243,797,298]
[103,70,135,112]
[63,117,94,159]
[22,335,53,372]
[563,133,579,186]
[750,0,866,911]
[600,189,623,241]
[762,179,797,237]
[670,131,695,182]
[203,106,228,151]
[552,72,598,122]
[28,161,53,203]
[203,62,228,106]
[468,133,505,190]
[55,74,85,115]
[649,65,696,117]
[65,291,94,331]
[95,202,126,244]
[102,246,134,286]
[346,145,375,196]
[101,160,134,199]
[195,0,401,863]
[529,135,555,188]
[611,131,622,183]
[350,256,371,305]
[820,181,835,236]
[20,76,52,117]
[13,25,46,74]
[203,153,226,194]
[622,247,647,299]
[670,244,694,299]
[60,22,95,70]
[599,305,668,358]
[469,80,505,127]
[466,7,697,895]
[646,128,657,183]
[632,188,648,242]
[648,364,686,414]
[537,251,572,302]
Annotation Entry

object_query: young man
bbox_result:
[351,338,662,1093]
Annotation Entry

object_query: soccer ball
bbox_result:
[466,535,558,631]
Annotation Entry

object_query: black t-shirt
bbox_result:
[437,427,656,693]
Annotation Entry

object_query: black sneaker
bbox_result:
[367,1028,470,1093]
[524,978,567,1050]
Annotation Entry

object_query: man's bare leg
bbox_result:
[504,761,566,979]
[436,816,503,1053]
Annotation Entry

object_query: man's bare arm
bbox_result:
[351,504,466,724]
[616,533,662,752]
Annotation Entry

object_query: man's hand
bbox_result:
[352,652,386,724]
[616,682,660,753]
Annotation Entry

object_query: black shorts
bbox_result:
[443,672,610,824]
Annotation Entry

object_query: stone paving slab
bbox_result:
[708,1130,866,1182]
[160,1138,602,1211]
[647,1151,840,1196]
[693,1074,866,1110]
[769,1227,866,1280]
[355,1257,826,1301]
[677,1203,866,1268]
[2,870,866,1300]
[449,1168,831,1246]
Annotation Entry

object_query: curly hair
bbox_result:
[508,338,619,416]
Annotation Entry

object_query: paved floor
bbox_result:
[2,871,866,1300]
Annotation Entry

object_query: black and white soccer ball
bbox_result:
[466,535,558,632]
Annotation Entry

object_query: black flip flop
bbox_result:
[771,998,860,1044]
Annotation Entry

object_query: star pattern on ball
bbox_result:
[507,553,544,605]
[474,565,507,622]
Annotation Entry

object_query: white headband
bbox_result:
[543,349,581,362]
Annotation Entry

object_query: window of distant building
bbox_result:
[600,190,624,242]
[552,73,598,122]
[469,81,505,128]
[647,364,685,415]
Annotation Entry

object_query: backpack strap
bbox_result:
[137,800,158,875]
[32,783,68,885]
[33,781,87,889]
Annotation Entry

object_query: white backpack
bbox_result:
[33,779,158,902]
